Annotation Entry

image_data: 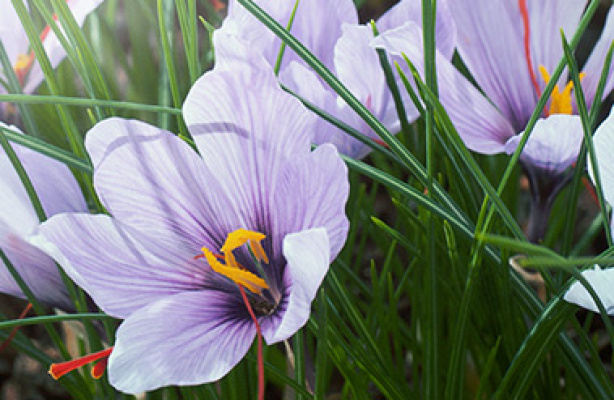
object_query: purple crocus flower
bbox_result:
[34,55,349,393]
[0,123,87,311]
[215,0,456,158]
[372,0,614,161]
[373,0,614,240]
[0,0,103,96]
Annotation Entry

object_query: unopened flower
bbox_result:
[0,123,87,310]
[215,0,456,158]
[35,56,349,393]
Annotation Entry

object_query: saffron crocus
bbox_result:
[215,0,456,158]
[373,0,613,240]
[374,0,613,156]
[0,0,103,96]
[34,55,349,393]
[564,107,614,313]
[0,123,87,311]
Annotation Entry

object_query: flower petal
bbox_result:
[448,0,538,129]
[272,144,349,260]
[527,0,585,80]
[85,117,234,250]
[372,22,516,154]
[581,7,614,110]
[504,115,583,173]
[0,123,87,237]
[109,290,255,393]
[376,0,457,59]
[183,59,316,234]
[564,266,614,315]
[33,213,207,318]
[280,61,373,158]
[218,0,357,71]
[0,220,73,311]
[590,106,614,217]
[261,228,330,343]
[335,24,410,136]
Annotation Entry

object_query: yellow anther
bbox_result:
[201,247,269,294]
[538,65,585,116]
[221,229,269,264]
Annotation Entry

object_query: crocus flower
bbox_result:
[215,0,456,158]
[374,0,613,158]
[373,0,613,240]
[34,54,349,393]
[0,122,87,311]
[0,0,103,96]
[564,107,614,313]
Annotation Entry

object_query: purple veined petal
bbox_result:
[376,0,457,59]
[448,0,537,130]
[581,7,614,110]
[219,0,357,72]
[183,60,316,233]
[0,220,73,311]
[281,61,381,158]
[85,117,239,251]
[108,290,256,393]
[22,0,103,94]
[528,0,586,86]
[335,24,411,138]
[589,106,614,214]
[372,22,516,154]
[261,228,330,343]
[33,213,209,319]
[504,115,583,173]
[271,144,349,260]
[0,124,87,223]
[564,266,614,315]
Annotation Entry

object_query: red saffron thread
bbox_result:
[518,0,542,100]
[0,303,33,353]
[49,347,113,380]
[238,285,265,400]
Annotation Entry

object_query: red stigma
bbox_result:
[49,347,113,380]
[518,0,542,101]
[238,285,265,400]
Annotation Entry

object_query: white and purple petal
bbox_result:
[34,214,207,318]
[183,59,315,234]
[564,266,614,314]
[376,0,456,59]
[109,290,256,393]
[589,106,614,232]
[504,115,583,173]
[261,228,330,343]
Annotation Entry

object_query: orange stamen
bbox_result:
[49,347,113,380]
[0,303,33,353]
[519,0,541,99]
[238,285,265,400]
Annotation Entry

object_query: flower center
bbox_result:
[198,229,269,294]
